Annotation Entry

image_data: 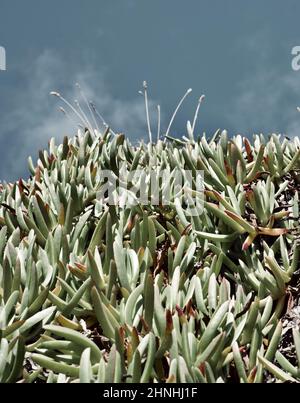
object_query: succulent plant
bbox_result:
[0,87,300,383]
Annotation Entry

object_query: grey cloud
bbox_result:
[228,31,300,138]
[231,70,300,137]
[0,50,161,181]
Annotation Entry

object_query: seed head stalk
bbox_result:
[142,81,152,144]
[165,88,193,141]
[157,105,161,142]
[192,94,205,135]
[76,83,100,134]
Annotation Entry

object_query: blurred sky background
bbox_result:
[1,0,300,180]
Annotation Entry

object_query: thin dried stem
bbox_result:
[74,99,93,133]
[76,83,100,133]
[157,105,161,143]
[50,91,88,130]
[192,95,205,135]
[59,107,83,129]
[165,88,192,139]
[142,81,152,143]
